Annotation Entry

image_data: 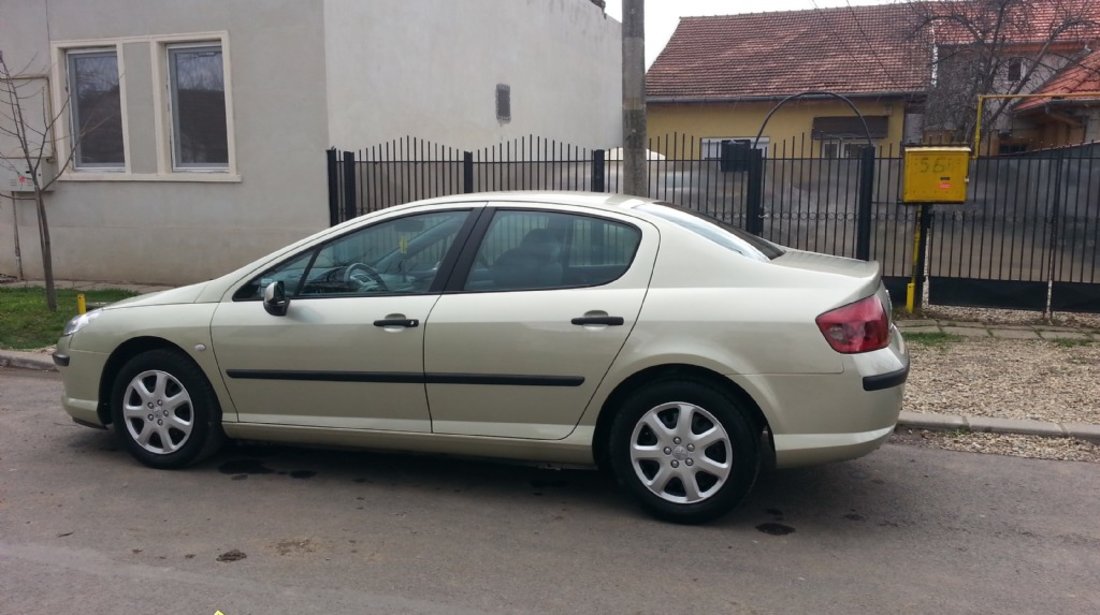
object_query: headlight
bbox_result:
[62,309,103,336]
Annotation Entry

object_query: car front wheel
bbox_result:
[609,380,760,524]
[110,348,224,469]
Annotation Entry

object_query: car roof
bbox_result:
[400,191,658,213]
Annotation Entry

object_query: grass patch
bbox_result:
[0,287,137,350]
[1050,337,1095,349]
[904,331,965,349]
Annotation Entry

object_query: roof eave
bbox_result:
[646,91,927,104]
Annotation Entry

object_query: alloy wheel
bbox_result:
[122,370,194,455]
[628,402,732,504]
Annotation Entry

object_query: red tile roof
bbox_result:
[646,4,932,101]
[647,1,1100,102]
[1016,50,1100,111]
[930,0,1100,46]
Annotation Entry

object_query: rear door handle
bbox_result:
[373,318,419,328]
[571,315,624,326]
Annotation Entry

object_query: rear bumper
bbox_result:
[730,325,907,469]
[772,425,894,468]
[863,362,909,391]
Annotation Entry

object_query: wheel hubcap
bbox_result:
[628,402,732,504]
[122,370,194,455]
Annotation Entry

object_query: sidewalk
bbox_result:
[896,318,1099,341]
[2,281,1098,443]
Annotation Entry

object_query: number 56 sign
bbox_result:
[902,147,971,204]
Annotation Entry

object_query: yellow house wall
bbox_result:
[647,99,908,157]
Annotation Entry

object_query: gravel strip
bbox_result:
[904,337,1100,425]
[907,305,1100,330]
[891,428,1100,463]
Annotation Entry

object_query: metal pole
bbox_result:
[342,151,356,221]
[326,148,339,226]
[746,149,764,235]
[592,149,606,192]
[462,151,474,194]
[908,204,933,313]
[972,96,985,159]
[856,146,875,260]
[621,0,647,197]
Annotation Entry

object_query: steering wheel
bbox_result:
[343,262,389,292]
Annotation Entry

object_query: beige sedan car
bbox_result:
[55,192,907,523]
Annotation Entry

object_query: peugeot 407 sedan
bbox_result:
[55,192,908,523]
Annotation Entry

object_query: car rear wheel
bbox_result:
[110,349,224,469]
[609,380,759,523]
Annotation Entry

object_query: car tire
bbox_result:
[608,380,760,524]
[110,348,225,469]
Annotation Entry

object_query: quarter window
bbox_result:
[67,50,124,169]
[168,44,228,169]
[464,210,641,292]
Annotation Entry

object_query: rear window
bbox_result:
[637,202,784,261]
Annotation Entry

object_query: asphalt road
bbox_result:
[2,368,1098,615]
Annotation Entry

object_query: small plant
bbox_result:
[1049,338,1095,349]
[904,332,965,349]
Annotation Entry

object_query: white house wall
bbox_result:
[323,0,623,151]
[0,0,330,284]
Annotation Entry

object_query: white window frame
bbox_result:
[50,31,238,183]
[821,139,873,159]
[53,44,130,173]
[700,137,769,160]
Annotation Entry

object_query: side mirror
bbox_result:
[263,281,289,316]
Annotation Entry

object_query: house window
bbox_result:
[1007,59,1022,82]
[496,84,511,123]
[168,43,228,169]
[67,49,124,169]
[821,140,870,159]
[700,137,769,160]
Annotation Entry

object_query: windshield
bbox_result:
[637,202,784,261]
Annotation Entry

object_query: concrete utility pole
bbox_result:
[621,0,647,197]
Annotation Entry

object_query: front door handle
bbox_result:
[571,315,624,326]
[373,318,419,328]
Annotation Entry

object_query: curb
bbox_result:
[0,351,57,372]
[897,410,1100,445]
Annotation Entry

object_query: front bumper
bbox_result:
[55,336,109,428]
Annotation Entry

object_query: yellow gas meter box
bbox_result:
[902,147,970,204]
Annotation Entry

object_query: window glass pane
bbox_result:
[298,211,468,297]
[169,45,227,167]
[234,250,316,300]
[68,51,124,168]
[638,203,783,261]
[464,210,640,292]
[237,211,468,300]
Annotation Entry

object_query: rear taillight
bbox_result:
[816,295,890,354]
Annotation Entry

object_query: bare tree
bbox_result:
[904,0,1100,149]
[0,51,88,311]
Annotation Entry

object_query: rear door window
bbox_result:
[463,210,642,292]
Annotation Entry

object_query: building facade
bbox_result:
[0,0,621,284]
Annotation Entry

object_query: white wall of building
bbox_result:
[0,0,623,285]
[0,0,331,284]
[323,0,623,151]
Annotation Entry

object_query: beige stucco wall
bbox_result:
[647,99,910,158]
[323,0,622,150]
[0,0,330,284]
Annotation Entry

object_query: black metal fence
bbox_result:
[327,135,1100,313]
